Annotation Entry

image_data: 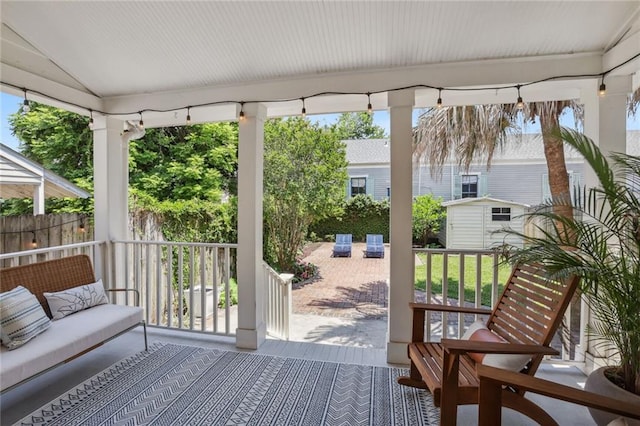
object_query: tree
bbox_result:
[413,101,577,223]
[412,194,446,246]
[6,104,238,217]
[264,117,348,270]
[332,112,387,140]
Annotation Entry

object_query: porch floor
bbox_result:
[1,327,596,425]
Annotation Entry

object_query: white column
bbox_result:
[387,89,415,364]
[582,75,631,188]
[579,75,631,369]
[93,116,128,280]
[236,103,267,349]
[33,181,45,215]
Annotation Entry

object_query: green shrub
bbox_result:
[218,277,238,308]
[309,195,389,242]
[291,260,319,283]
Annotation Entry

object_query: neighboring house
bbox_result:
[441,197,529,249]
[345,131,640,248]
[0,143,90,215]
[345,131,640,206]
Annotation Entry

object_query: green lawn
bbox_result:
[414,253,512,307]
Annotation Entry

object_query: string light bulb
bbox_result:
[436,89,443,108]
[79,219,85,233]
[22,89,30,113]
[598,77,607,97]
[88,110,94,130]
[301,98,306,117]
[516,85,524,110]
[367,93,373,115]
[31,232,37,248]
[238,102,245,121]
[186,107,191,125]
[138,112,144,129]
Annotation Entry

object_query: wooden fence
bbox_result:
[0,213,93,256]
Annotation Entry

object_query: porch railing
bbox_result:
[0,241,108,274]
[263,262,293,340]
[413,247,582,362]
[111,240,237,337]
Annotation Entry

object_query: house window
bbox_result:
[492,207,511,221]
[461,175,478,198]
[351,177,366,196]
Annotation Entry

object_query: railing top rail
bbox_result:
[412,248,499,255]
[112,240,238,249]
[0,240,107,260]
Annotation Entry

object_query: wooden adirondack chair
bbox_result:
[476,364,640,426]
[398,262,580,426]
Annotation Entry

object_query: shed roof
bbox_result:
[0,143,91,200]
[442,196,530,208]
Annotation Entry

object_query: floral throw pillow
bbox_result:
[44,279,108,320]
[0,286,51,350]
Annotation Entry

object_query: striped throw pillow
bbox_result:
[0,286,51,350]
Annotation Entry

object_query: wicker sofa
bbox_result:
[0,254,146,393]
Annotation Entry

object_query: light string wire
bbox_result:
[1,52,638,119]
[0,215,87,236]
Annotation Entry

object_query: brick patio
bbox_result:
[293,242,389,318]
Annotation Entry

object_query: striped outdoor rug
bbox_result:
[16,343,439,425]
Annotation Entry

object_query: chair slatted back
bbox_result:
[487,262,579,374]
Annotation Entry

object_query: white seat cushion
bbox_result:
[0,303,143,391]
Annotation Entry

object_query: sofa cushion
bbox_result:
[461,320,531,372]
[44,279,108,320]
[0,303,143,391]
[0,286,51,350]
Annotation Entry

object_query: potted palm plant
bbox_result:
[500,128,640,425]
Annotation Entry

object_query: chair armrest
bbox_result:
[476,365,640,424]
[441,339,559,356]
[106,288,140,306]
[410,302,492,315]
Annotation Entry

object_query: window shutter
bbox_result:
[453,175,462,199]
[541,173,551,203]
[346,179,351,198]
[479,174,488,196]
[366,177,374,197]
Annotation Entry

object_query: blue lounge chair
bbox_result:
[365,234,384,258]
[332,234,352,257]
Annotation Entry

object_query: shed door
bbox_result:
[448,206,484,249]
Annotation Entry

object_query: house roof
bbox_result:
[442,197,530,208]
[1,2,638,124]
[345,131,640,166]
[0,143,90,200]
[344,139,389,164]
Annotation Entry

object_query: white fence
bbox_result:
[111,240,237,336]
[263,262,293,340]
[0,240,107,272]
[413,248,583,362]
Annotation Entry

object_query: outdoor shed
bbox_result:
[442,197,529,250]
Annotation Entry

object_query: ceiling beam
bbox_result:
[603,30,640,79]
[102,53,603,122]
[1,63,102,116]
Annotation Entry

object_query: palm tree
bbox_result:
[413,100,578,221]
[500,128,640,396]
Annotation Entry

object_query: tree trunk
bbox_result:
[539,111,573,222]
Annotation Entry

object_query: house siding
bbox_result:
[346,166,390,200]
[347,162,586,206]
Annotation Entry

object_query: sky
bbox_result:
[2,92,639,152]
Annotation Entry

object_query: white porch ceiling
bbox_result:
[1,1,639,123]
